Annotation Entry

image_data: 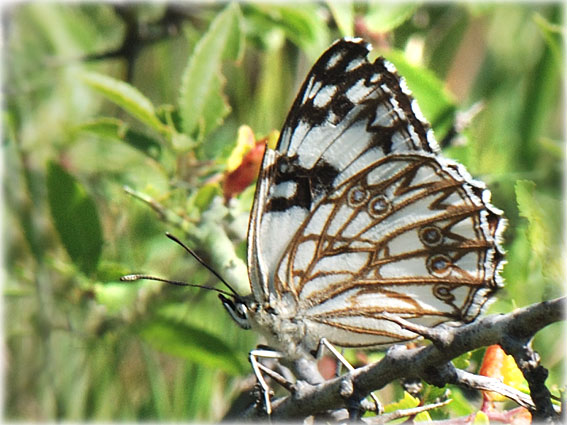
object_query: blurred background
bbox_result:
[3,2,564,421]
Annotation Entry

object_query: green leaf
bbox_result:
[82,72,165,133]
[156,104,183,133]
[140,344,172,419]
[193,182,221,212]
[46,161,103,275]
[138,316,246,375]
[380,390,436,421]
[272,6,330,57]
[365,4,418,33]
[77,118,162,159]
[423,384,449,404]
[539,137,563,160]
[245,5,330,59]
[515,180,548,259]
[453,351,472,370]
[473,411,490,425]
[178,3,243,142]
[327,1,354,37]
[382,50,457,137]
[447,388,475,416]
[534,12,562,65]
[415,410,433,422]
[94,282,140,314]
[384,391,420,413]
[516,8,562,169]
[95,261,134,283]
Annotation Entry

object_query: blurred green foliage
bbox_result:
[4,2,563,422]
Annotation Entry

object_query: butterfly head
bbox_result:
[218,293,281,332]
[219,293,252,330]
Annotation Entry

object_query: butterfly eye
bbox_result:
[347,186,369,207]
[368,194,391,217]
[219,295,251,329]
[427,254,453,277]
[236,303,248,317]
[419,226,443,247]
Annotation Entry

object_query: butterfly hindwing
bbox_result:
[273,152,504,346]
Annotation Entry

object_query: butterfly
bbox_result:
[125,37,506,416]
[214,37,507,414]
[222,36,505,352]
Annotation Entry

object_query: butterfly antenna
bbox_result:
[120,274,235,298]
[164,232,242,298]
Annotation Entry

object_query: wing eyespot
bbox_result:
[368,194,391,217]
[433,284,456,302]
[347,185,370,207]
[419,225,444,247]
[427,254,453,277]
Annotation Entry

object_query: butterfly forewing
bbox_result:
[277,39,437,157]
[247,38,505,348]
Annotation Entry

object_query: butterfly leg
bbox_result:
[317,338,382,415]
[249,348,284,415]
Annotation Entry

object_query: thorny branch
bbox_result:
[238,297,564,423]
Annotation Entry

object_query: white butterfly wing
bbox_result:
[275,153,505,346]
[247,38,505,346]
[249,38,436,300]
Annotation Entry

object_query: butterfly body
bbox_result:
[244,293,314,360]
[223,37,505,364]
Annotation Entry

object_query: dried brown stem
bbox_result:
[239,297,564,422]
